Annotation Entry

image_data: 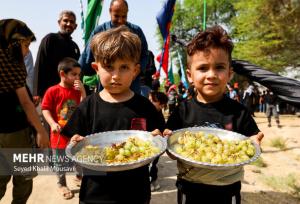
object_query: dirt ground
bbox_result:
[2,112,300,204]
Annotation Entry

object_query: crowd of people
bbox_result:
[5,0,296,203]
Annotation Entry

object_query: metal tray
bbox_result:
[66,130,167,172]
[167,127,261,170]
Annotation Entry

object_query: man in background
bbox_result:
[80,0,148,93]
[34,10,80,101]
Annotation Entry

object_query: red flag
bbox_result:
[161,35,170,76]
[156,0,176,79]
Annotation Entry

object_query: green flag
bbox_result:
[84,0,103,43]
[168,58,174,84]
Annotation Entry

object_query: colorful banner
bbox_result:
[168,57,174,84]
[156,0,176,78]
[177,51,189,88]
[83,0,103,43]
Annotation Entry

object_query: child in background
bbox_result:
[61,26,164,204]
[148,91,168,191]
[41,57,86,199]
[167,84,178,115]
[164,25,264,204]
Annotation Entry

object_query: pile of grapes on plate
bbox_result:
[76,136,160,164]
[173,131,256,164]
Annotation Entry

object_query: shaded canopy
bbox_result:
[232,60,300,107]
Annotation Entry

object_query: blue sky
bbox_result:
[0,0,163,61]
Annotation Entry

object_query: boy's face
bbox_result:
[92,59,139,95]
[187,48,233,103]
[60,67,81,88]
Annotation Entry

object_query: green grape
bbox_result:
[174,144,183,153]
[240,154,250,162]
[246,146,255,157]
[115,154,124,161]
[206,139,214,146]
[227,157,235,164]
[130,146,138,153]
[201,155,211,163]
[192,154,202,161]
[124,149,131,157]
[119,148,125,155]
[195,140,202,148]
[206,152,215,160]
[124,142,133,150]
[138,146,146,153]
[212,136,221,143]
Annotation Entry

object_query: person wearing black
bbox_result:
[34,10,80,99]
[265,89,281,128]
[164,26,264,204]
[0,19,49,204]
[61,26,163,204]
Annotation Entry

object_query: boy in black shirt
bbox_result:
[164,26,264,204]
[62,26,164,204]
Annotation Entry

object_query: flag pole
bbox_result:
[79,0,85,45]
[202,0,207,30]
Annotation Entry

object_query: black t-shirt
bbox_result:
[0,91,29,133]
[167,96,260,137]
[62,93,164,203]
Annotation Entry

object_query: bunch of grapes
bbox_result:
[173,131,256,164]
[105,137,160,163]
[76,137,160,164]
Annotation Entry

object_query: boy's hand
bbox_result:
[50,122,61,133]
[151,129,162,137]
[70,134,85,146]
[250,132,264,146]
[74,80,84,92]
[163,129,172,137]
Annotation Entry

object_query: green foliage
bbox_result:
[251,157,267,167]
[231,0,300,71]
[269,137,287,150]
[262,174,300,197]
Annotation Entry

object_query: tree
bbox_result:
[157,0,300,75]
[231,0,300,72]
[166,0,235,78]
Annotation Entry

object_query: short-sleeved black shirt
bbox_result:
[62,93,164,203]
[166,96,260,137]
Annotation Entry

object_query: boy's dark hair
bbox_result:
[58,57,81,74]
[149,91,168,105]
[90,25,141,67]
[187,25,233,68]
